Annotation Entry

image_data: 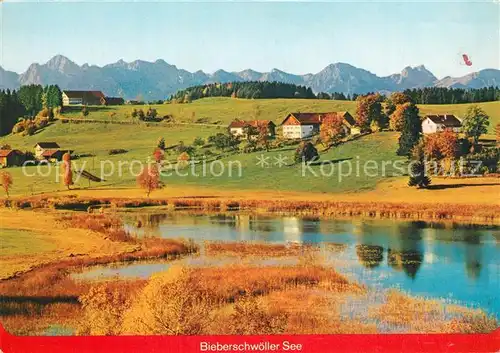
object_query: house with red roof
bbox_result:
[0,149,24,167]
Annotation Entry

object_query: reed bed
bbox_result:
[204,242,318,258]
[0,213,196,335]
[4,194,499,225]
[78,263,365,336]
[369,289,498,333]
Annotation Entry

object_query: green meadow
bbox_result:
[0,98,497,196]
[61,97,500,132]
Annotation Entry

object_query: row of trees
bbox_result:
[0,84,63,136]
[403,86,500,105]
[170,80,500,105]
[170,82,338,102]
[0,90,25,135]
[171,82,399,104]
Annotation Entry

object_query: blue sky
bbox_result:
[1,1,499,78]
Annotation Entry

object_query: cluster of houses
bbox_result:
[62,90,124,106]
[229,112,462,140]
[0,142,72,168]
[0,106,464,169]
[229,111,360,140]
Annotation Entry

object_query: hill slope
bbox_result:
[58,98,500,132]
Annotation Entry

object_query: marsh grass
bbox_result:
[0,213,196,335]
[78,263,364,336]
[204,242,318,258]
[369,289,498,333]
[7,195,499,225]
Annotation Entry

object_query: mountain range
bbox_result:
[1,55,499,100]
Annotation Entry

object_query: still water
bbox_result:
[81,213,500,317]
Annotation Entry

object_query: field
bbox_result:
[0,98,498,200]
[0,209,137,279]
[60,98,500,132]
[0,127,405,196]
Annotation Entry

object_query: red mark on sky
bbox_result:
[462,54,472,66]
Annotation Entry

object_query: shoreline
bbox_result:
[4,194,500,226]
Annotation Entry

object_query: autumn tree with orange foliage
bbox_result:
[319,113,346,147]
[153,148,164,164]
[424,131,459,161]
[62,152,73,190]
[355,94,386,132]
[137,163,161,197]
[1,171,13,198]
[390,103,408,132]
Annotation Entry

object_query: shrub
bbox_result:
[81,106,89,117]
[294,142,319,164]
[121,266,213,335]
[12,123,25,134]
[78,283,132,335]
[35,116,49,129]
[108,149,128,155]
[465,148,499,174]
[193,137,205,147]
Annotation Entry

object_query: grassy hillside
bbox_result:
[0,98,497,197]
[62,98,499,132]
[0,124,402,196]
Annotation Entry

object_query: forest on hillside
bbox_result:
[170,81,500,105]
[169,81,350,102]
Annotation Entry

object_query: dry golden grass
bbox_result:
[190,264,364,303]
[370,289,498,333]
[7,176,500,225]
[0,302,81,336]
[78,263,365,336]
[1,279,147,336]
[22,176,499,206]
[0,209,136,280]
[0,211,196,335]
[264,289,377,334]
[204,241,318,258]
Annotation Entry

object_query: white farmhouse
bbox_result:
[422,114,462,134]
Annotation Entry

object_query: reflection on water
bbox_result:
[120,212,500,317]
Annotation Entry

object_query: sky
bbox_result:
[0,0,499,79]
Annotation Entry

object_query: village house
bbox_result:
[229,120,276,139]
[422,114,462,134]
[62,90,106,106]
[280,112,359,139]
[0,150,24,167]
[34,142,73,162]
[34,142,60,159]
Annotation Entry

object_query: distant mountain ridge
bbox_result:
[1,55,499,100]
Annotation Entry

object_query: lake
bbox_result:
[78,213,500,317]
